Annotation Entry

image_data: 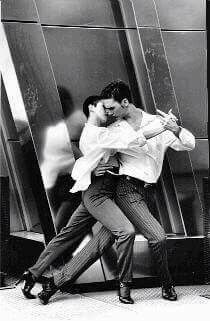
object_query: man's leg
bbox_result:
[115,177,173,288]
[29,203,97,279]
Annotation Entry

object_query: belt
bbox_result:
[105,167,120,176]
[123,175,154,189]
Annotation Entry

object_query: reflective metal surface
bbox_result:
[0,0,207,284]
[162,30,207,137]
[155,0,206,30]
[0,22,75,242]
[35,0,125,28]
[1,0,39,22]
[131,0,159,27]
[42,27,135,139]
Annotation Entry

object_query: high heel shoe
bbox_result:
[16,271,36,299]
[38,278,58,305]
[118,282,134,304]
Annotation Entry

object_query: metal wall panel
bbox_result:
[190,139,209,172]
[137,26,204,235]
[35,0,127,28]
[155,0,206,30]
[131,0,159,27]
[1,79,42,233]
[139,27,178,113]
[167,149,204,235]
[42,27,136,139]
[1,0,39,22]
[1,22,75,242]
[162,31,207,138]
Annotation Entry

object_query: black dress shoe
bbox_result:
[15,271,36,299]
[119,282,134,304]
[162,285,177,301]
[38,278,58,305]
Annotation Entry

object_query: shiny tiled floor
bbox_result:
[1,284,210,321]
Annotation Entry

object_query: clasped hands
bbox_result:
[157,109,181,135]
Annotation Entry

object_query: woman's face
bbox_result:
[93,100,107,122]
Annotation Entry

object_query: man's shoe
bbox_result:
[38,278,58,305]
[162,285,177,301]
[119,282,134,304]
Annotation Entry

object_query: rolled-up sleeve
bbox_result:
[97,121,147,149]
[165,128,195,151]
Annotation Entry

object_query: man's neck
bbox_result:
[124,104,143,130]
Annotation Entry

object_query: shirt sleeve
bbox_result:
[97,121,147,150]
[164,127,195,151]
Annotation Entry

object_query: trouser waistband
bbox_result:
[123,175,154,189]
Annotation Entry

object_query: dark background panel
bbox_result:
[43,27,136,139]
[190,139,209,173]
[1,80,19,141]
[35,0,125,28]
[155,0,206,30]
[1,0,39,22]
[162,31,207,138]
[139,27,178,114]
[167,148,205,235]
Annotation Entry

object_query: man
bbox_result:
[99,80,194,300]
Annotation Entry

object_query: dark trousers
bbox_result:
[29,174,135,283]
[53,176,173,288]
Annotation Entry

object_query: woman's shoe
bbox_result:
[162,285,177,301]
[16,271,36,299]
[118,282,134,304]
[38,278,58,305]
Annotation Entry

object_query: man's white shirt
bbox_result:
[119,111,195,183]
[70,111,195,193]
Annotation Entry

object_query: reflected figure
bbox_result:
[40,86,82,232]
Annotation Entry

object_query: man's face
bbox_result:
[102,98,126,120]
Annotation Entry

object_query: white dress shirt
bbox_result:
[119,111,195,183]
[70,120,147,193]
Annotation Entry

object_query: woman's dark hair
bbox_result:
[100,80,132,103]
[82,95,101,118]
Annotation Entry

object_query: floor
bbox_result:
[1,283,210,321]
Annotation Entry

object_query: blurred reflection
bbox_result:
[41,86,82,232]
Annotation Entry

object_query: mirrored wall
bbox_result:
[1,0,207,282]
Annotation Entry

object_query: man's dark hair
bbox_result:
[83,95,101,118]
[100,80,132,103]
[57,85,73,118]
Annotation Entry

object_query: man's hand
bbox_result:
[156,109,181,136]
[93,163,114,176]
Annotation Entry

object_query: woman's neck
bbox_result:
[87,114,101,126]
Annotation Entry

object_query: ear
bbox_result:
[121,98,129,108]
